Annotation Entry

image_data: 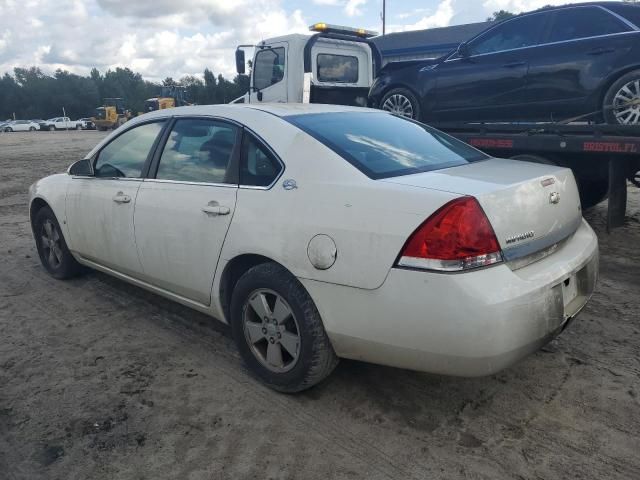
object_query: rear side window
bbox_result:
[240,134,283,187]
[94,121,164,178]
[604,4,640,29]
[470,13,546,55]
[317,54,359,83]
[155,119,238,184]
[286,112,488,180]
[253,47,285,90]
[548,7,630,43]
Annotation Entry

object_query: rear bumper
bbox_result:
[301,219,598,376]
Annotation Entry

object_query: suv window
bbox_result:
[608,4,640,28]
[253,47,285,90]
[240,134,282,187]
[94,121,164,178]
[470,13,546,55]
[549,7,629,43]
[317,54,359,83]
[156,119,239,184]
[286,112,487,180]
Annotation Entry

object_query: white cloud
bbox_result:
[345,0,367,17]
[398,0,455,31]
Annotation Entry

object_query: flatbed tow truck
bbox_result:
[235,23,640,231]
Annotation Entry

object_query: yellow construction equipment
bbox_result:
[144,86,190,112]
[92,98,131,131]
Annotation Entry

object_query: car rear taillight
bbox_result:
[397,196,502,272]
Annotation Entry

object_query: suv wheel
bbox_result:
[604,69,640,125]
[380,88,421,120]
[230,262,338,392]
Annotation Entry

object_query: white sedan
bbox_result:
[29,104,598,392]
[4,120,40,132]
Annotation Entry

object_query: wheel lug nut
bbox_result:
[272,319,277,325]
[269,337,275,344]
[262,328,267,334]
[277,332,281,339]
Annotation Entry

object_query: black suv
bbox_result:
[369,2,640,125]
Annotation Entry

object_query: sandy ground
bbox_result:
[0,130,639,480]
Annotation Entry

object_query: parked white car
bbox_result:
[28,104,598,392]
[3,120,40,132]
[39,117,82,131]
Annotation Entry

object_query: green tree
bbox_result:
[487,10,515,22]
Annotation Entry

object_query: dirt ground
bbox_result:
[1,130,639,480]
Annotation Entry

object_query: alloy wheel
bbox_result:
[382,94,414,118]
[242,289,300,373]
[41,219,63,269]
[612,80,640,125]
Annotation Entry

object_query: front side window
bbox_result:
[240,134,282,187]
[94,121,164,178]
[253,47,285,90]
[286,112,488,180]
[548,7,629,43]
[317,54,359,83]
[470,14,546,55]
[155,119,239,184]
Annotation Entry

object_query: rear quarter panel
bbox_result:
[217,109,458,291]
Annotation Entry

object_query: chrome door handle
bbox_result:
[587,48,615,56]
[112,192,131,203]
[202,205,230,216]
[502,61,526,68]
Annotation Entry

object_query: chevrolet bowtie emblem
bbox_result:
[549,192,561,204]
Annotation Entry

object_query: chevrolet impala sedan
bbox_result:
[29,104,598,392]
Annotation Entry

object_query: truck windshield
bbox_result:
[286,112,488,179]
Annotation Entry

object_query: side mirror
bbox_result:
[235,49,245,75]
[457,42,470,58]
[68,159,92,176]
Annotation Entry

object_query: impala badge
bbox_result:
[549,192,561,204]
[506,231,535,245]
[282,179,298,190]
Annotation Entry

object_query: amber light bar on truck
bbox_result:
[309,23,378,38]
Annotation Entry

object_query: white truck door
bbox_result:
[251,42,288,103]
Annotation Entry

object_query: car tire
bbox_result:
[230,262,338,393]
[380,87,421,120]
[48,125,54,131]
[603,69,640,125]
[33,206,83,280]
[29,126,36,131]
[5,127,12,132]
[76,124,81,130]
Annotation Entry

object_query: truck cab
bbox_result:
[234,23,381,107]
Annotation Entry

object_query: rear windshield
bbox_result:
[286,112,488,179]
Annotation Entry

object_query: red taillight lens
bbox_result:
[397,196,502,272]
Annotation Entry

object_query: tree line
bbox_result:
[0,66,250,121]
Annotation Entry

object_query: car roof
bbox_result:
[131,103,382,123]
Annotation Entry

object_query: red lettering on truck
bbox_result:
[583,142,638,153]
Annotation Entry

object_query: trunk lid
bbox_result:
[382,158,583,262]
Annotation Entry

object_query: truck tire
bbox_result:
[603,69,640,125]
[380,88,421,120]
[76,124,81,130]
[48,125,55,131]
[230,262,338,393]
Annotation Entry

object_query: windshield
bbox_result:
[285,112,488,179]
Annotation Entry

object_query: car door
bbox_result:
[433,11,551,122]
[525,5,635,120]
[133,118,240,305]
[251,42,288,103]
[65,120,166,277]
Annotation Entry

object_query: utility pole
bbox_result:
[382,0,386,35]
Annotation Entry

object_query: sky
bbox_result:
[0,0,624,81]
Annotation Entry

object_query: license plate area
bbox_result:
[562,274,578,312]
